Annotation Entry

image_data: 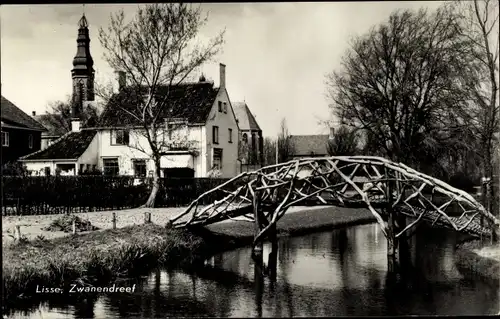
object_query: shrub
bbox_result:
[43,215,99,233]
[2,162,28,177]
[447,171,479,193]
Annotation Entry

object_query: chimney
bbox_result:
[219,63,226,89]
[116,70,126,91]
[329,127,335,139]
[32,111,36,116]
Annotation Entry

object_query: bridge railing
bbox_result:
[172,156,499,242]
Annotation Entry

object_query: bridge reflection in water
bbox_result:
[14,223,499,318]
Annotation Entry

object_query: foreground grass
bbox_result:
[2,224,207,305]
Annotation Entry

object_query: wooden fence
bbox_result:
[1,176,232,216]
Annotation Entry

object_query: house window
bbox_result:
[212,126,219,144]
[228,128,233,143]
[44,167,51,176]
[103,158,119,176]
[213,148,223,169]
[223,102,227,113]
[111,130,130,145]
[164,119,187,141]
[28,134,33,149]
[79,164,84,174]
[133,159,147,177]
[242,133,248,144]
[2,131,9,147]
[218,101,223,112]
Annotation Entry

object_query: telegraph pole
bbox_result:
[275,138,278,165]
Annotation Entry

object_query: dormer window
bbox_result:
[111,129,130,145]
[218,101,223,112]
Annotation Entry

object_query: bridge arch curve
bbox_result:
[171,156,499,246]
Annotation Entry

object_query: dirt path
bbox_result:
[2,206,334,243]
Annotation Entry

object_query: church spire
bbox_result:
[71,11,95,102]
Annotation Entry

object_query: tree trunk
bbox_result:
[143,156,162,208]
[483,141,496,215]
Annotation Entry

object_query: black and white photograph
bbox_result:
[1,1,499,318]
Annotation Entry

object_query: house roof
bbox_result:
[97,82,220,127]
[290,135,330,157]
[1,96,46,131]
[33,113,69,137]
[20,129,97,161]
[233,102,261,131]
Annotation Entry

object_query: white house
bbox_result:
[20,63,241,178]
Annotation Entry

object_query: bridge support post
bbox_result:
[387,212,398,273]
[268,222,278,282]
[252,189,264,266]
[385,170,411,273]
[387,211,411,273]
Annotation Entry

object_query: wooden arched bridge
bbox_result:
[170,156,499,259]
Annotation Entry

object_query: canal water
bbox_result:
[8,223,499,318]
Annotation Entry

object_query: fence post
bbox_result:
[72,219,76,235]
[144,212,151,224]
[14,225,21,241]
[112,212,117,230]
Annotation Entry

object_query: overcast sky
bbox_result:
[1,2,444,137]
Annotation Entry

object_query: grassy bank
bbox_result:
[455,239,500,282]
[2,206,375,309]
[2,225,211,307]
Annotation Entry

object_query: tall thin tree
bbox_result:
[277,118,293,163]
[448,0,499,214]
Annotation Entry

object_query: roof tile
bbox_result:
[98,82,219,127]
[233,102,261,131]
[20,129,97,160]
[1,96,46,131]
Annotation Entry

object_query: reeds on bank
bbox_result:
[2,224,205,304]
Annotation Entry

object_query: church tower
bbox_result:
[71,13,95,117]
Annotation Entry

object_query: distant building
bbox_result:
[289,128,335,159]
[233,101,263,172]
[288,129,335,178]
[1,96,46,165]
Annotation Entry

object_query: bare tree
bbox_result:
[327,126,360,156]
[448,0,499,214]
[326,6,478,178]
[277,118,293,163]
[99,4,225,207]
[45,95,101,133]
[94,78,116,107]
[263,137,277,166]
